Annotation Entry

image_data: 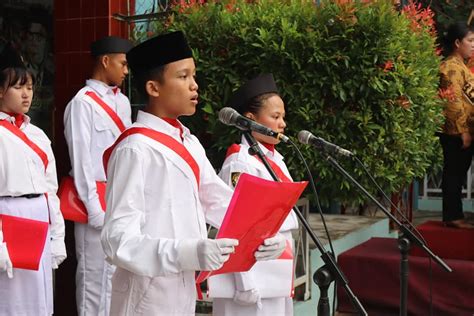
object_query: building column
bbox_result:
[53,0,129,314]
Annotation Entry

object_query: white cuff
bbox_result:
[177,239,200,271]
[234,272,256,291]
[51,238,67,258]
[84,197,104,217]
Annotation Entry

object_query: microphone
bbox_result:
[218,107,289,143]
[298,130,353,157]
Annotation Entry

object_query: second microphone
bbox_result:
[219,107,289,143]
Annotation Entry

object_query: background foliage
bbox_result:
[418,0,472,43]
[136,0,443,205]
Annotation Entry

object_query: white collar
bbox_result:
[86,79,120,97]
[135,110,190,140]
[0,112,31,129]
[240,135,283,162]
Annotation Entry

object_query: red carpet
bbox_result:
[337,236,474,315]
[410,220,474,260]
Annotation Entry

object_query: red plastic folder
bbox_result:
[196,173,307,283]
[58,176,106,223]
[0,214,49,270]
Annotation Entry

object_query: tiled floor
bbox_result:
[306,212,385,248]
[303,210,442,250]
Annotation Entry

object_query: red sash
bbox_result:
[85,91,126,132]
[226,144,291,183]
[103,127,200,188]
[0,119,48,171]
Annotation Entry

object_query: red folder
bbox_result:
[58,176,106,223]
[196,173,307,283]
[0,214,49,270]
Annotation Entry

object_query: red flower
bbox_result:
[382,60,394,72]
[171,0,205,13]
[401,1,436,37]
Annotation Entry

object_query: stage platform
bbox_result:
[294,213,396,316]
[337,219,474,315]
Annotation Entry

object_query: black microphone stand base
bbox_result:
[314,265,334,316]
[398,235,411,316]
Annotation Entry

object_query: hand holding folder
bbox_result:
[58,176,106,223]
[196,173,307,283]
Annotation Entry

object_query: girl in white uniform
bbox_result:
[0,45,66,315]
[212,74,299,316]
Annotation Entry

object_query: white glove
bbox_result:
[88,211,105,230]
[255,233,286,261]
[197,238,239,271]
[0,231,13,279]
[50,239,67,269]
[233,288,262,309]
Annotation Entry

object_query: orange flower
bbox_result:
[396,95,410,109]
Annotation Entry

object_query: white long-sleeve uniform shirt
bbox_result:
[64,79,132,216]
[212,135,298,316]
[0,112,66,315]
[64,79,132,316]
[101,110,232,315]
[0,112,65,245]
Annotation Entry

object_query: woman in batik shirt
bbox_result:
[439,22,474,228]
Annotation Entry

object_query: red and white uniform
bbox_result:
[0,112,66,316]
[101,110,232,315]
[212,135,298,316]
[63,79,131,316]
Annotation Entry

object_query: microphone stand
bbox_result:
[320,153,452,316]
[243,132,367,316]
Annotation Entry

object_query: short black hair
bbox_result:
[240,92,279,116]
[134,65,167,98]
[443,22,474,56]
[0,67,35,91]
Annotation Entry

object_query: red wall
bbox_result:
[53,1,129,314]
[53,0,129,177]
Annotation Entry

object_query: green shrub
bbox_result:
[418,0,472,40]
[136,0,443,205]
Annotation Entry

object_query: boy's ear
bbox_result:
[145,80,160,97]
[101,55,109,69]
